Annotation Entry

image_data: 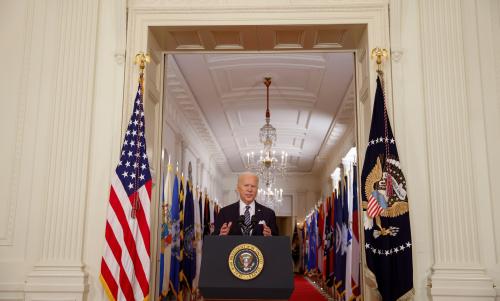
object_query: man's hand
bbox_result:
[219,222,232,236]
[263,224,272,236]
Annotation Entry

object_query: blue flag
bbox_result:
[307,212,317,272]
[334,182,347,300]
[168,174,181,300]
[158,165,172,298]
[361,76,414,300]
[181,181,196,291]
[324,195,334,287]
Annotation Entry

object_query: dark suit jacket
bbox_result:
[213,201,279,236]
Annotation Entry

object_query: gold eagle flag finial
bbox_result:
[371,47,388,74]
[134,52,150,72]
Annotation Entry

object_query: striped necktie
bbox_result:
[244,205,251,227]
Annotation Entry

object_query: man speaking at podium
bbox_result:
[214,172,279,236]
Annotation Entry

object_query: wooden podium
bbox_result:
[199,236,294,300]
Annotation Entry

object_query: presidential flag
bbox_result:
[100,82,152,301]
[361,76,414,300]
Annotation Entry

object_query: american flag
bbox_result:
[100,81,152,301]
[367,194,384,218]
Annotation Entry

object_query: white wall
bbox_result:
[0,0,31,299]
[0,0,104,300]
[83,0,127,300]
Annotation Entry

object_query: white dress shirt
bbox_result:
[239,199,255,217]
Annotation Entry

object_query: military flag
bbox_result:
[317,201,325,276]
[299,224,306,273]
[209,200,216,234]
[181,181,196,292]
[291,223,300,270]
[158,162,173,299]
[169,175,183,300]
[193,189,203,290]
[203,195,211,236]
[343,174,354,300]
[350,165,361,300]
[361,76,413,300]
[326,193,335,287]
[323,196,333,285]
[214,202,220,217]
[198,191,203,222]
[335,179,348,300]
[307,212,317,272]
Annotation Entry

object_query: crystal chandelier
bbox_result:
[244,77,287,208]
[257,186,283,209]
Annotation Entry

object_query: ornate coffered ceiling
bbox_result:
[157,25,357,175]
[165,52,355,174]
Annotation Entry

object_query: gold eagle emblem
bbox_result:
[363,156,409,238]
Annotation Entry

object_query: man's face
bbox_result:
[237,174,258,205]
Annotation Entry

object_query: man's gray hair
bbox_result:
[237,171,259,186]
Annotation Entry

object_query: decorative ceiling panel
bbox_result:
[204,53,326,106]
[156,23,359,174]
[274,30,305,49]
[233,107,303,129]
[171,52,355,173]
[210,30,244,50]
[314,29,347,49]
[170,30,205,50]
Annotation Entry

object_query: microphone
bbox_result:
[237,215,245,227]
[245,216,258,235]
[250,215,258,227]
[238,215,248,235]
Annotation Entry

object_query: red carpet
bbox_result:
[289,275,327,301]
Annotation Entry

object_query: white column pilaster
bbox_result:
[24,1,99,300]
[419,0,495,299]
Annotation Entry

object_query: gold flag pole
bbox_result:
[130,52,150,219]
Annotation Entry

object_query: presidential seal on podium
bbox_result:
[228,243,264,280]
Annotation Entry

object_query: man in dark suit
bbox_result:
[214,172,279,236]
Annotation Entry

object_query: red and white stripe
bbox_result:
[100,173,151,301]
[367,195,383,218]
